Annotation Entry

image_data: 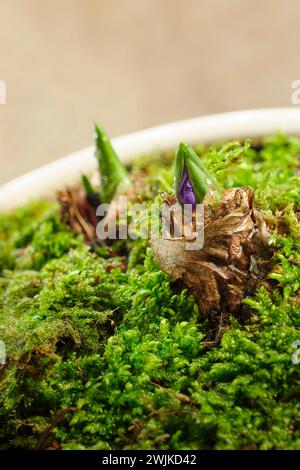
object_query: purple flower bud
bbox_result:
[177,167,197,206]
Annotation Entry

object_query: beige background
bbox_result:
[0,0,299,185]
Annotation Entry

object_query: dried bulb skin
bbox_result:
[151,187,271,317]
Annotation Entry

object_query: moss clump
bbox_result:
[0,134,299,450]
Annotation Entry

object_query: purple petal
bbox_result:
[178,167,196,206]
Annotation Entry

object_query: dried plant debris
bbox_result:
[58,188,98,244]
[151,187,272,317]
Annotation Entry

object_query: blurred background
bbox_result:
[0,0,299,184]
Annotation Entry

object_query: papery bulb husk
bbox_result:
[150,187,272,317]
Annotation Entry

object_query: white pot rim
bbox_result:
[1,107,300,212]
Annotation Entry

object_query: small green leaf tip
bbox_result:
[81,173,101,207]
[175,142,220,206]
[81,174,95,196]
[95,124,130,203]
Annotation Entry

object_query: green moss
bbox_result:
[0,134,299,450]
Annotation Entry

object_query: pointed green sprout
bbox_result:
[175,142,220,206]
[81,173,95,197]
[95,124,130,203]
[81,173,101,207]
